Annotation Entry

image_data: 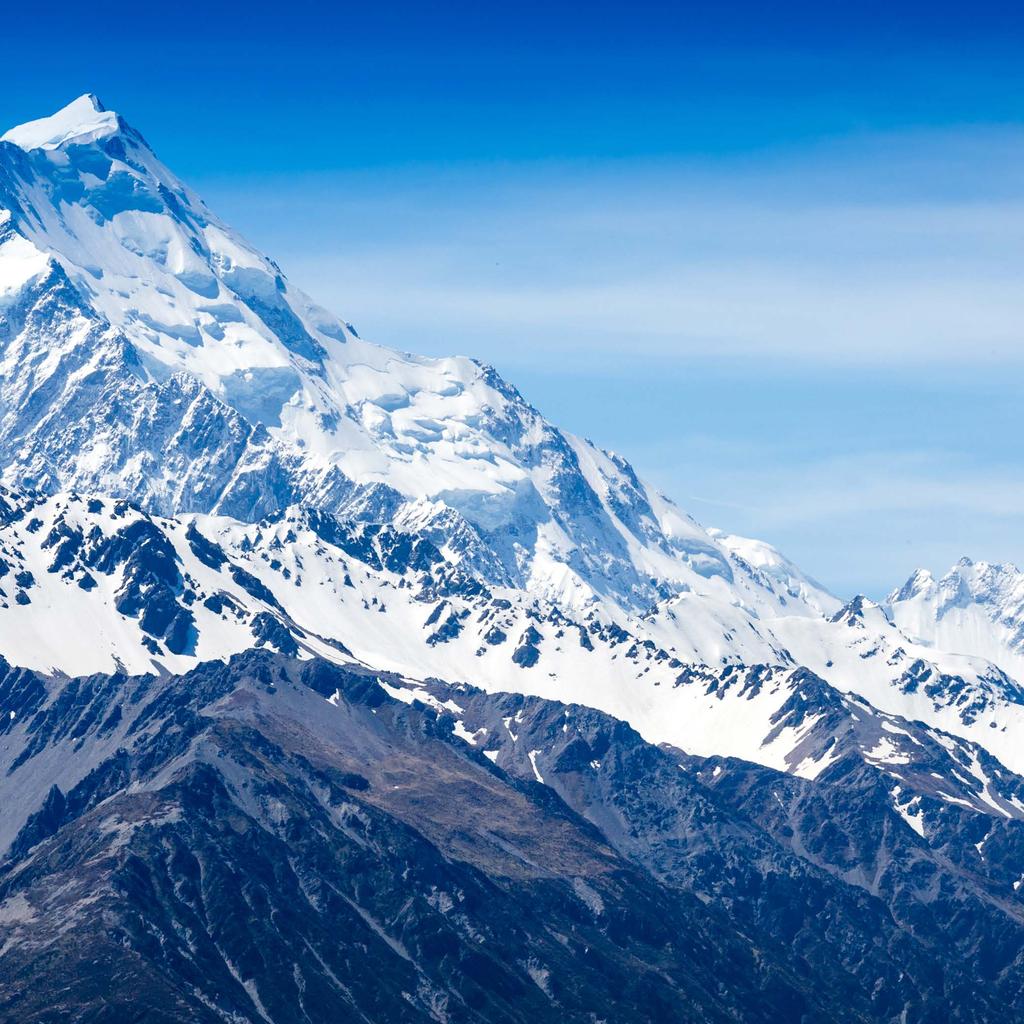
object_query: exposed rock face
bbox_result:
[0,653,836,1023]
[2,651,1024,1023]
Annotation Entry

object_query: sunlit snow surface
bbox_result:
[3,97,1024,790]
[0,94,121,151]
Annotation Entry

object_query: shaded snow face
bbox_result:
[0,95,823,615]
[5,98,1024,786]
[888,558,1024,680]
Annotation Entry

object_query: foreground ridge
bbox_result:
[2,650,1024,1022]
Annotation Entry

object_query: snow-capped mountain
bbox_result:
[888,558,1024,680]
[0,93,802,618]
[4,94,1024,1024]
[2,94,1024,781]
[6,480,1024,788]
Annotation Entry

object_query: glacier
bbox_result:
[2,94,1024,781]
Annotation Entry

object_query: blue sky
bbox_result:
[3,1,1023,597]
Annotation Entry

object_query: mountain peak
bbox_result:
[1,94,120,152]
[829,593,887,627]
[890,567,936,603]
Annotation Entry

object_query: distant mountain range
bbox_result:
[1,95,1023,1023]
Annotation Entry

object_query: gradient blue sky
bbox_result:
[3,1,1023,597]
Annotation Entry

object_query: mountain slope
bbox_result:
[4,650,1024,1023]
[2,94,1024,1023]
[2,97,1024,781]
[889,558,1024,680]
[8,485,1024,783]
[0,94,811,623]
[0,652,858,1024]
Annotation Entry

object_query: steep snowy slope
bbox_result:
[0,94,820,621]
[888,558,1024,680]
[2,96,1024,781]
[707,528,841,617]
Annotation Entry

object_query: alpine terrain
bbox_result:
[1,95,1023,1023]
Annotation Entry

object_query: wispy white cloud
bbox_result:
[293,263,1022,363]
[640,441,1024,596]
[196,126,1024,595]
[203,128,1024,368]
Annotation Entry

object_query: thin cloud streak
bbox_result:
[195,126,1024,596]
[217,131,1024,368]
[292,265,1024,364]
